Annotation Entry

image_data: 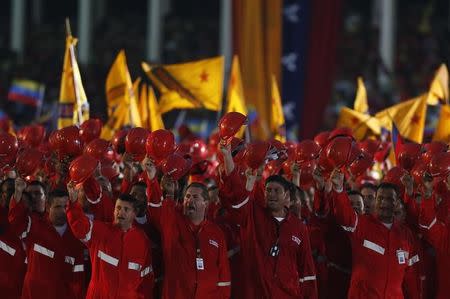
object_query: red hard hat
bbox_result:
[19,125,46,148]
[295,140,321,163]
[397,143,422,171]
[422,141,448,164]
[325,136,355,168]
[317,150,334,176]
[189,139,208,164]
[299,160,317,188]
[348,151,373,177]
[84,139,112,160]
[79,119,103,144]
[218,112,247,141]
[284,141,297,158]
[429,152,450,178]
[146,129,176,162]
[383,166,408,189]
[358,139,381,156]
[55,126,83,158]
[314,131,330,149]
[161,153,192,181]
[329,127,354,141]
[411,161,429,185]
[265,160,282,176]
[0,132,18,167]
[16,148,44,177]
[111,129,129,154]
[125,127,149,161]
[244,141,270,170]
[69,154,99,185]
[100,158,119,181]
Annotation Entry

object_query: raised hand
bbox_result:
[330,168,344,193]
[400,173,414,197]
[312,167,325,191]
[142,157,157,180]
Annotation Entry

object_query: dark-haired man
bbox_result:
[360,183,377,215]
[9,180,85,299]
[220,143,317,299]
[66,185,154,299]
[144,158,231,299]
[315,169,420,299]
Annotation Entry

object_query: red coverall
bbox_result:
[221,168,318,299]
[329,190,420,299]
[8,200,85,299]
[0,207,26,299]
[67,201,154,299]
[147,181,231,299]
[419,196,450,299]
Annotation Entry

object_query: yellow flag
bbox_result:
[106,50,141,129]
[137,80,149,129]
[148,86,165,131]
[375,94,427,143]
[353,77,369,114]
[427,64,449,105]
[433,104,450,142]
[226,56,247,115]
[58,34,89,129]
[142,56,224,114]
[336,107,381,140]
[100,104,128,140]
[270,75,286,142]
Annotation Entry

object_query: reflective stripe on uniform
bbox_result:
[148,202,162,208]
[231,197,250,209]
[419,217,436,230]
[408,254,420,266]
[217,281,231,287]
[363,240,385,255]
[299,275,316,282]
[0,240,16,256]
[128,262,142,271]
[73,264,84,272]
[81,219,93,243]
[65,256,75,265]
[97,250,119,266]
[341,214,358,233]
[140,265,153,277]
[33,243,55,258]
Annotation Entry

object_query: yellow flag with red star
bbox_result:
[336,107,381,140]
[353,77,369,114]
[375,94,427,143]
[427,64,449,105]
[142,56,224,114]
[433,104,450,142]
[270,75,286,142]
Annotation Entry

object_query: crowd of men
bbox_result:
[0,113,449,299]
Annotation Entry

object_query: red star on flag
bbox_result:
[200,71,209,82]
[230,75,236,88]
[411,114,421,124]
[351,117,360,125]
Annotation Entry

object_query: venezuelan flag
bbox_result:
[8,79,44,107]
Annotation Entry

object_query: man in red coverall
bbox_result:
[9,179,86,299]
[219,144,318,299]
[66,184,154,299]
[0,178,26,299]
[418,177,450,299]
[314,169,420,299]
[143,157,231,299]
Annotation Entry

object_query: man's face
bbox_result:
[265,182,289,213]
[289,190,302,218]
[0,180,14,208]
[130,185,147,216]
[48,196,68,226]
[208,187,219,203]
[361,187,376,214]
[349,194,364,215]
[375,188,398,223]
[113,199,136,230]
[26,185,46,213]
[161,175,177,198]
[183,187,208,221]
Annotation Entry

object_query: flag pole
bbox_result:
[65,18,83,126]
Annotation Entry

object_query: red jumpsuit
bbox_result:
[331,190,420,299]
[67,201,154,299]
[221,169,318,299]
[8,200,85,299]
[419,196,450,299]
